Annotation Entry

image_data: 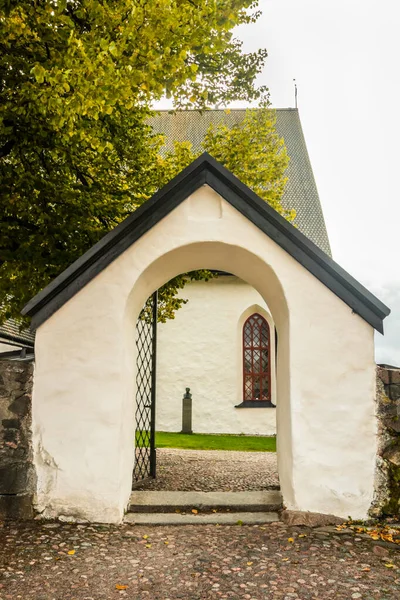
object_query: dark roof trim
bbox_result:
[0,347,35,361]
[22,153,390,333]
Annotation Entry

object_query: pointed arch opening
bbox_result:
[242,313,272,406]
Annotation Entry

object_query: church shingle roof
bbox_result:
[0,317,34,347]
[149,108,331,255]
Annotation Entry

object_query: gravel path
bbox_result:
[1,520,399,599]
[135,448,279,491]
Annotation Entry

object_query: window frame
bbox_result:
[242,312,272,404]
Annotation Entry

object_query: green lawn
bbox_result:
[155,431,276,452]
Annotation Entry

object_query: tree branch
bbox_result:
[0,140,15,159]
[66,6,91,32]
[76,170,90,187]
[0,215,39,232]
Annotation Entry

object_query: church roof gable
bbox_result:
[150,109,331,255]
[22,153,390,333]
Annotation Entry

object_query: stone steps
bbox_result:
[125,490,283,525]
[124,511,280,525]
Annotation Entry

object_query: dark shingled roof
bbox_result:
[22,153,390,333]
[149,108,331,255]
[0,318,34,347]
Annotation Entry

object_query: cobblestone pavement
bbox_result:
[135,449,279,491]
[1,520,399,599]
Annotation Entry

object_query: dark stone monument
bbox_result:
[181,387,193,434]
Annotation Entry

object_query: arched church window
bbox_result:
[243,313,271,402]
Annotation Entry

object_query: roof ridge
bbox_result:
[152,108,298,112]
[22,153,390,333]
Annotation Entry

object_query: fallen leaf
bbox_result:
[247,562,253,566]
[361,567,371,572]
[288,538,294,543]
[385,563,395,568]
[142,535,148,540]
[298,534,307,538]
[67,550,75,556]
[191,509,198,514]
[282,558,289,562]
[237,520,243,526]
[145,544,151,548]
[164,541,169,545]
[116,584,128,590]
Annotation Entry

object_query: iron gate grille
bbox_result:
[133,291,157,484]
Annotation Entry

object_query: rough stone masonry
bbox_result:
[0,360,35,519]
[370,366,400,517]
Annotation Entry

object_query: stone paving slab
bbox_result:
[129,490,283,513]
[124,511,281,525]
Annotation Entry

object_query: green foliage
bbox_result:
[204,109,293,220]
[0,1,290,324]
[382,456,400,517]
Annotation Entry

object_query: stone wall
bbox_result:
[370,366,400,517]
[0,360,35,519]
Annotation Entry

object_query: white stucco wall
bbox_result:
[156,277,276,435]
[32,184,377,523]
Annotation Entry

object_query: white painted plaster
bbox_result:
[32,184,377,522]
[156,277,276,435]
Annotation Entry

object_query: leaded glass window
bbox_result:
[243,313,270,401]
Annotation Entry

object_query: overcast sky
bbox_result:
[238,0,400,365]
[158,0,400,364]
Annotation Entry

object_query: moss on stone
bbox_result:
[382,450,400,516]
